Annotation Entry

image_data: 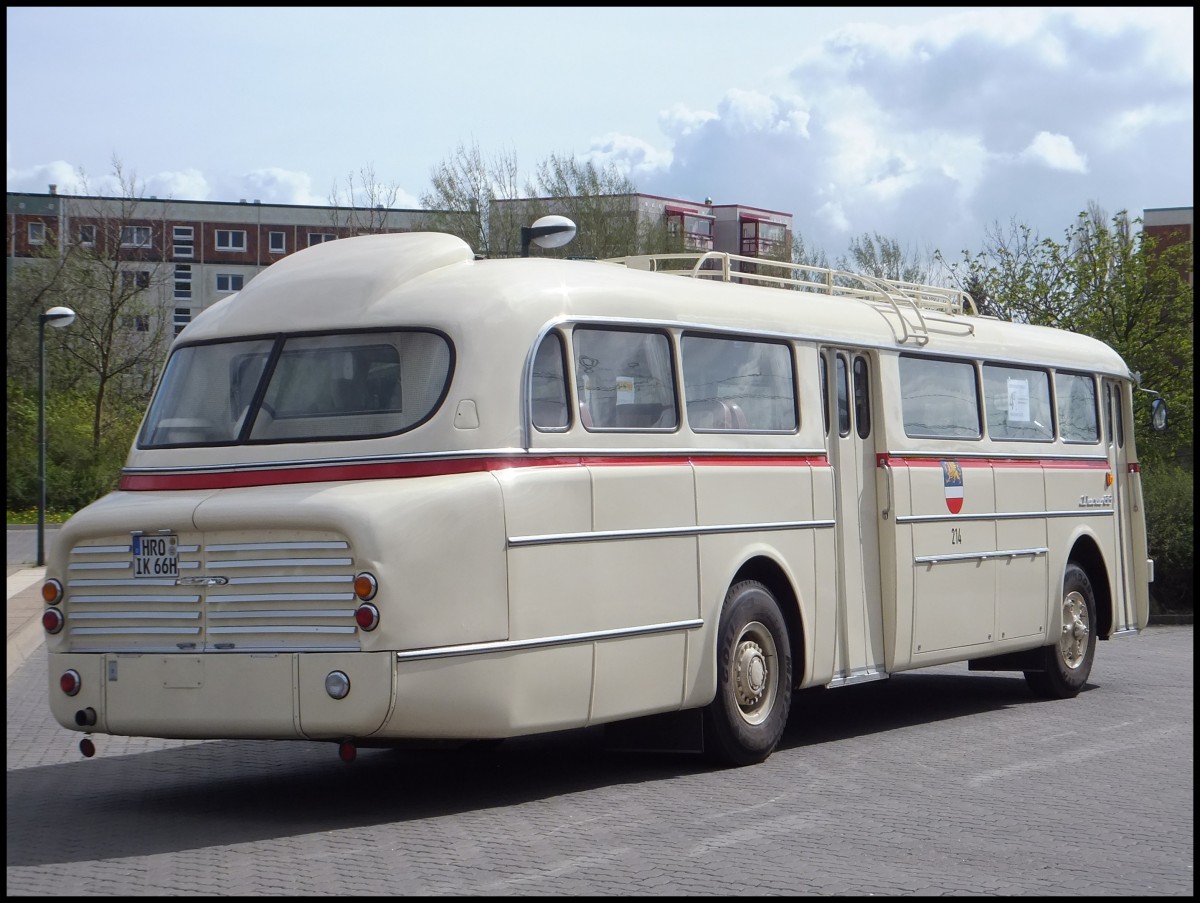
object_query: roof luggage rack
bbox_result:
[605,251,977,345]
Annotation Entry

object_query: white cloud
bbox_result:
[144,169,211,201]
[583,133,673,177]
[1019,132,1088,173]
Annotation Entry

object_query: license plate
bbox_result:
[133,533,179,578]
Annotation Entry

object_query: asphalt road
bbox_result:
[6,624,1193,896]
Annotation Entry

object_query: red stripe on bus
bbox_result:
[118,453,831,491]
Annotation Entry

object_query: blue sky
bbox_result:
[6,6,1193,263]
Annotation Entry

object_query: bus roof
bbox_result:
[180,231,1130,379]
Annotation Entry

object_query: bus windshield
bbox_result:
[139,329,453,447]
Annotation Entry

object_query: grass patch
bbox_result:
[7,508,74,525]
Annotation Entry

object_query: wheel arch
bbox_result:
[731,554,806,690]
[1068,534,1112,640]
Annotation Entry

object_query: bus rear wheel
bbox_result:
[1024,563,1097,699]
[704,580,792,766]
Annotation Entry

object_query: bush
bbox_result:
[6,379,140,513]
[1141,462,1193,612]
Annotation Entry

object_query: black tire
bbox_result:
[704,580,793,766]
[1024,563,1097,699]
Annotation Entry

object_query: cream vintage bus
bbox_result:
[42,231,1163,766]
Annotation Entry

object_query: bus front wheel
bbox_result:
[1024,563,1097,699]
[704,580,792,766]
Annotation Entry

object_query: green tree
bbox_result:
[417,140,524,256]
[838,231,932,285]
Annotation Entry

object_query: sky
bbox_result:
[6,6,1194,264]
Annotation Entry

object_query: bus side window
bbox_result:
[574,326,677,430]
[1056,371,1099,443]
[853,355,870,439]
[836,355,850,437]
[531,331,569,431]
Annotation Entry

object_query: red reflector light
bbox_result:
[354,603,380,631]
[60,669,81,696]
[42,608,64,634]
[42,579,63,604]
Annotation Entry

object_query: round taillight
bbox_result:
[325,670,351,699]
[42,579,63,604]
[42,608,65,634]
[60,669,81,696]
[354,602,380,631]
[353,572,378,601]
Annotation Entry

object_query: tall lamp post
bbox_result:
[520,215,577,257]
[38,306,76,567]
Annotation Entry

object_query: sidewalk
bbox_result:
[7,564,47,679]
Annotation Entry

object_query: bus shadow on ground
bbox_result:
[6,668,1055,868]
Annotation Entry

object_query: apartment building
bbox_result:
[6,188,429,335]
[1143,206,1193,287]
[8,187,793,337]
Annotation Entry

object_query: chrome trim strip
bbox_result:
[897,509,1112,524]
[228,576,354,585]
[71,545,131,554]
[69,626,201,635]
[914,547,1049,565]
[68,578,176,587]
[209,593,354,603]
[205,557,353,568]
[69,610,201,620]
[71,594,201,604]
[395,618,703,662]
[509,519,835,547]
[1112,627,1140,638]
[207,609,355,619]
[827,668,889,688]
[207,625,358,634]
[206,541,349,551]
[68,561,131,571]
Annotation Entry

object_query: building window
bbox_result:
[308,232,336,246]
[216,273,244,293]
[215,229,247,251]
[121,270,152,291]
[120,226,152,249]
[78,224,96,247]
[135,315,150,332]
[173,307,192,336]
[28,222,46,245]
[269,231,287,254]
[174,264,193,300]
[173,226,194,259]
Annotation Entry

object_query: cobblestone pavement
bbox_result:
[7,627,1193,896]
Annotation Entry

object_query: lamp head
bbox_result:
[43,306,76,328]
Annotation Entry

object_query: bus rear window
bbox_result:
[139,330,452,447]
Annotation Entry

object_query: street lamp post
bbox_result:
[520,215,577,257]
[38,306,76,567]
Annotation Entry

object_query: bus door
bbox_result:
[1104,379,1136,634]
[823,349,887,684]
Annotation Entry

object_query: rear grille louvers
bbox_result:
[63,534,360,653]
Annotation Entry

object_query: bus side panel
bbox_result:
[994,462,1050,642]
[690,463,826,695]
[1127,468,1151,630]
[383,645,596,738]
[908,460,998,657]
[1043,460,1116,635]
[879,461,914,672]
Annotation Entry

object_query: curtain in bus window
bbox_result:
[899,355,981,439]
[681,334,796,431]
[1055,372,1099,443]
[249,331,450,441]
[982,363,1053,441]
[573,327,677,429]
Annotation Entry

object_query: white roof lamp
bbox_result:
[520,215,577,257]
